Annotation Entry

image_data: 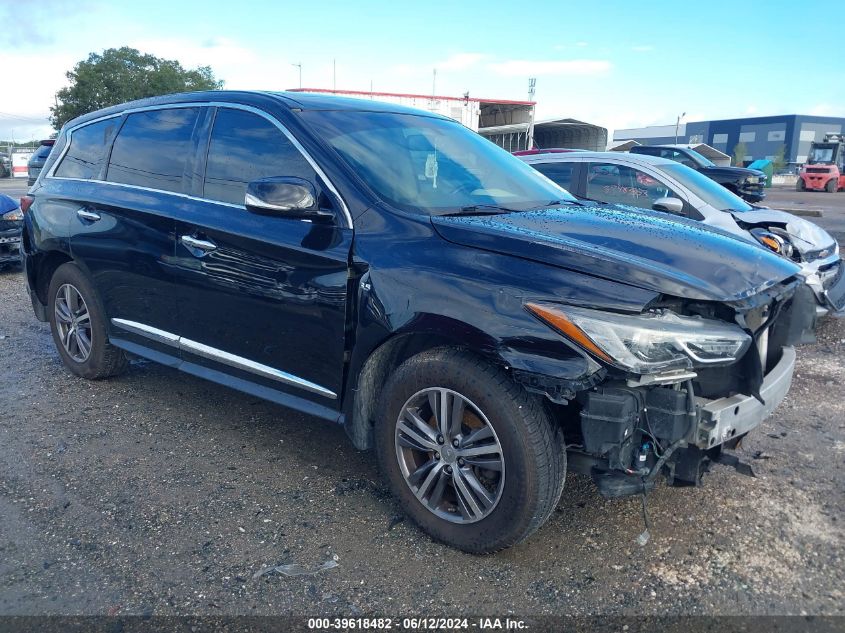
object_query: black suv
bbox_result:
[27,139,55,186]
[630,145,767,202]
[23,91,805,552]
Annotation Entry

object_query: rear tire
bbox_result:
[375,347,566,553]
[47,262,127,379]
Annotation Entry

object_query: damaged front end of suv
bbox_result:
[425,205,808,501]
[525,281,801,496]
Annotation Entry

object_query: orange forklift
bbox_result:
[798,133,845,192]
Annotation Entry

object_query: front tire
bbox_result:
[47,262,127,379]
[375,348,565,553]
[826,178,837,193]
[796,178,805,191]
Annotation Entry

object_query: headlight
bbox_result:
[745,176,760,185]
[526,303,751,374]
[750,228,794,258]
[2,208,23,221]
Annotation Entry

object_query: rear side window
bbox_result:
[107,108,199,193]
[54,119,118,180]
[203,108,316,205]
[532,161,575,191]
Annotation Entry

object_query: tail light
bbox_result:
[20,196,34,214]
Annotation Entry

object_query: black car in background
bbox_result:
[0,193,23,267]
[630,144,767,202]
[22,91,806,552]
[27,139,55,186]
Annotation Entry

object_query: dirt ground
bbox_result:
[0,259,843,618]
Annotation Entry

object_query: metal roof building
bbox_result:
[289,88,607,153]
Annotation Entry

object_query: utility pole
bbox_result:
[432,68,437,97]
[292,63,302,89]
[675,112,686,144]
[527,77,537,151]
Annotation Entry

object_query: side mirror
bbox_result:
[245,177,333,221]
[652,197,684,215]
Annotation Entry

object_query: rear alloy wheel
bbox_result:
[48,262,127,379]
[54,283,92,362]
[376,348,566,553]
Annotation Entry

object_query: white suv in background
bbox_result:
[518,150,844,319]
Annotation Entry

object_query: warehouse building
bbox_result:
[290,88,607,152]
[614,114,845,168]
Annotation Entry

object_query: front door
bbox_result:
[171,106,352,405]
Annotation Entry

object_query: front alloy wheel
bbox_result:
[395,388,504,523]
[376,348,566,553]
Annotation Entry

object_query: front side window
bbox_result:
[54,118,119,180]
[660,163,752,213]
[107,108,199,193]
[532,161,575,192]
[301,110,573,214]
[203,108,317,205]
[586,163,680,211]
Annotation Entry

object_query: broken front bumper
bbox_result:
[692,346,795,450]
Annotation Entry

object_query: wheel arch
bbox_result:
[343,318,502,451]
[30,249,74,310]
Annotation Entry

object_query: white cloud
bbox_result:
[436,53,485,71]
[488,59,611,77]
[808,103,845,117]
[0,51,76,140]
[129,37,298,90]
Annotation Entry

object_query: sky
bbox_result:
[1,0,844,142]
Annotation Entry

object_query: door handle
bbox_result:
[77,208,101,222]
[180,235,218,252]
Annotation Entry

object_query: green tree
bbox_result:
[771,144,787,173]
[732,141,747,167]
[50,47,223,129]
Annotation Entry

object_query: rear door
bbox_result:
[68,106,206,360]
[171,105,352,404]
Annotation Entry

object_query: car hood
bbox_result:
[701,165,765,179]
[732,207,838,260]
[432,205,800,302]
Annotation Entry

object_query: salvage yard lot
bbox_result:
[0,185,843,616]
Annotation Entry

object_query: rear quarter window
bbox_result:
[53,119,119,180]
[107,108,200,193]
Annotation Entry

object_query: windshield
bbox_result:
[808,145,835,164]
[301,110,575,214]
[660,163,752,212]
[685,148,715,168]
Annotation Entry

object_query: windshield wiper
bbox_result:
[447,204,520,216]
[446,199,582,217]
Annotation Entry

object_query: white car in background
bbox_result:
[518,150,844,319]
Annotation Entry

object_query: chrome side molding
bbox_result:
[110,318,337,399]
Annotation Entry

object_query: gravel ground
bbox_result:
[0,266,843,618]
